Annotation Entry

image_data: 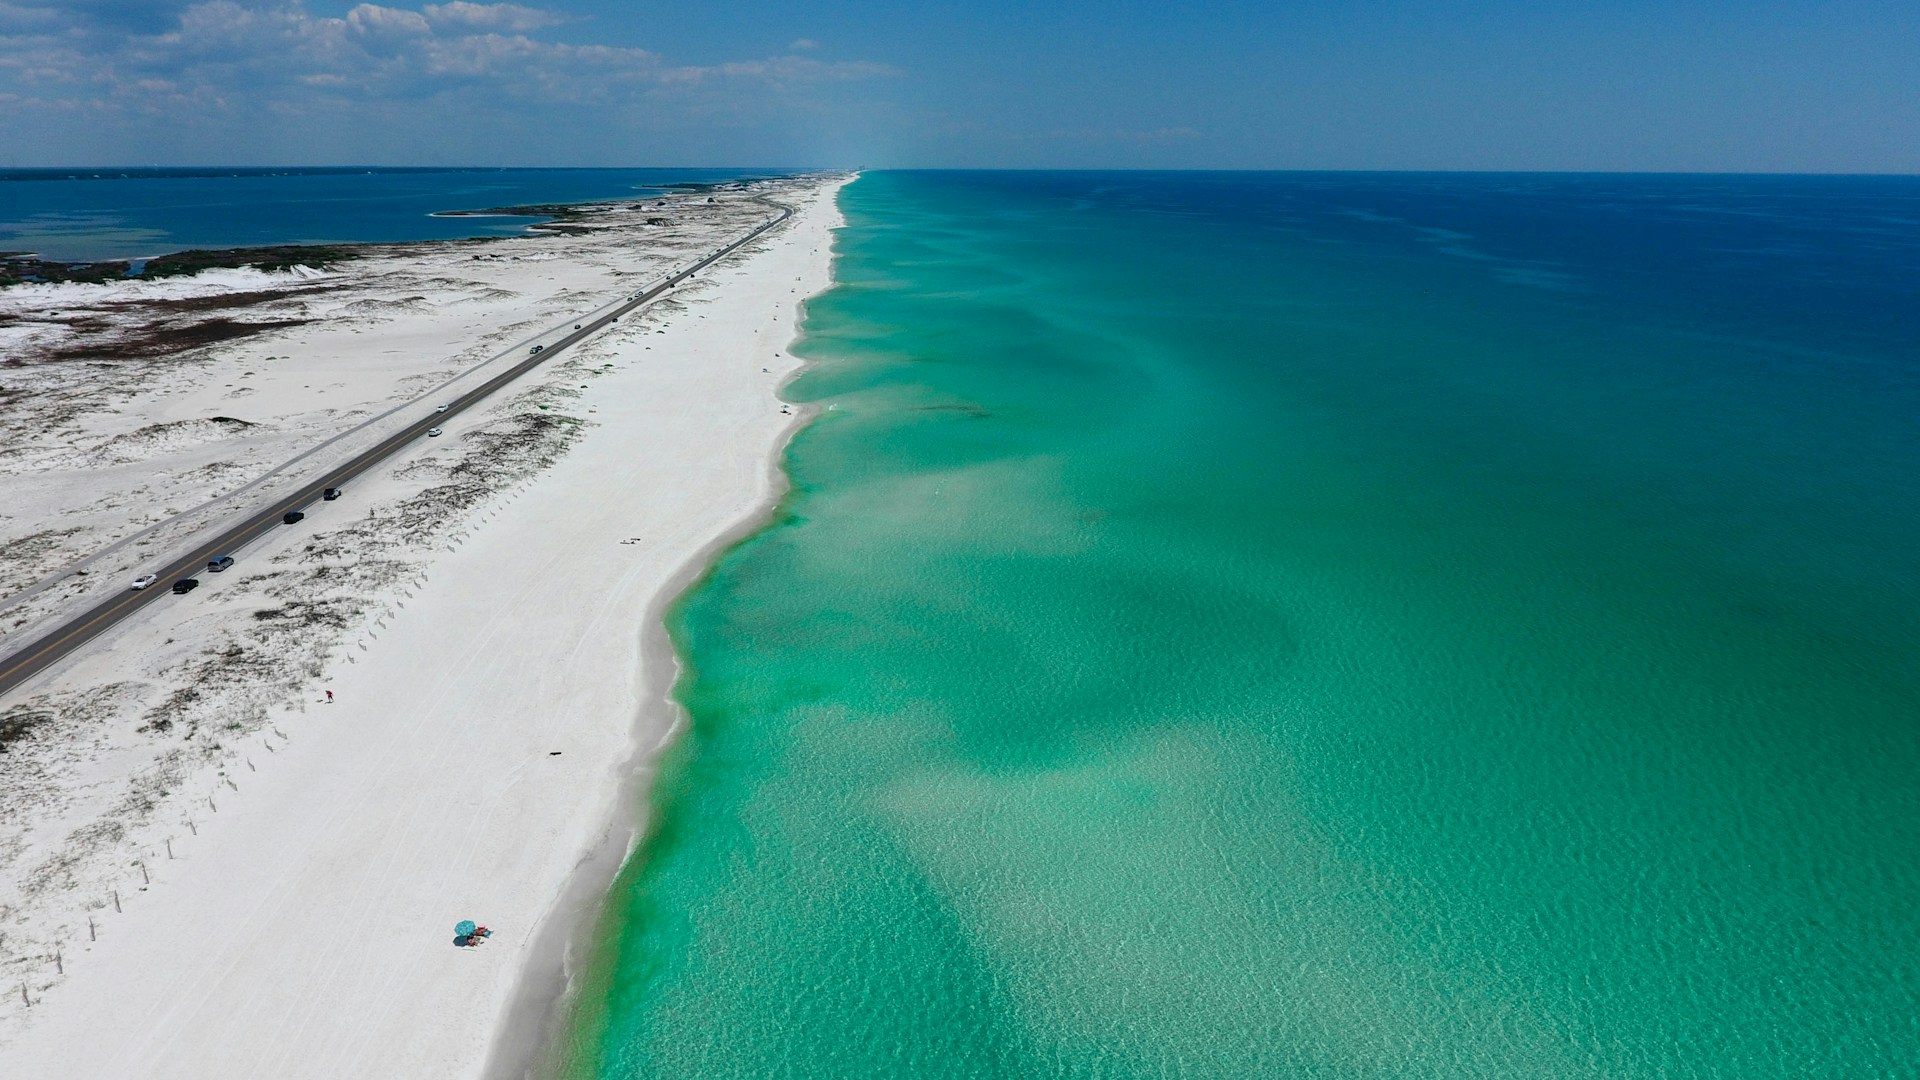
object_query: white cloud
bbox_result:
[0,2,63,27]
[347,4,431,36]
[665,55,898,87]
[0,0,895,113]
[422,2,565,33]
[0,1,904,165]
[788,37,817,51]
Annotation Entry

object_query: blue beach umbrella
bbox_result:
[455,920,477,937]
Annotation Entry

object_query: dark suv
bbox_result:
[207,555,235,572]
[283,511,305,525]
[323,487,342,501]
[171,578,199,595]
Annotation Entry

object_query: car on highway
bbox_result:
[529,344,544,355]
[207,555,235,572]
[436,404,449,413]
[171,578,199,595]
[283,511,305,525]
[323,487,342,501]
[427,427,443,437]
[130,573,158,591]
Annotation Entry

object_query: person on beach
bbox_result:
[325,690,333,703]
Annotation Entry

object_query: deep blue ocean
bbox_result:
[557,171,1920,1078]
[0,166,776,261]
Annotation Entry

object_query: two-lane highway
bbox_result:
[0,198,793,698]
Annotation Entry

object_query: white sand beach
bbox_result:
[0,174,847,1077]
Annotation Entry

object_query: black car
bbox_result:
[283,510,305,525]
[171,578,199,594]
[323,487,342,501]
[207,555,235,572]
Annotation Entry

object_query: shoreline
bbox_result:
[483,184,845,1077]
[0,175,851,1078]
[483,397,820,1080]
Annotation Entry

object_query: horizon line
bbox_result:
[4,165,1919,180]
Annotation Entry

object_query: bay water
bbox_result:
[0,166,772,262]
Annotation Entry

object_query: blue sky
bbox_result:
[1,1,1915,170]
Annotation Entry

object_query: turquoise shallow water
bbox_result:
[559,172,1920,1077]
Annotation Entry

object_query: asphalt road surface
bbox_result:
[0,199,793,699]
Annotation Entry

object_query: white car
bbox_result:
[427,427,444,437]
[435,404,449,413]
[130,573,159,590]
